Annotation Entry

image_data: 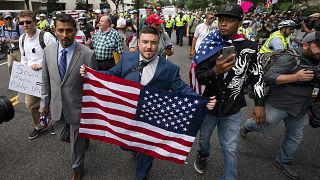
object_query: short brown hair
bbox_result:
[18,10,36,22]
[139,26,160,39]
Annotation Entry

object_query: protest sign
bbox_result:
[8,62,42,98]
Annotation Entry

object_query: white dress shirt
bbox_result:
[139,54,159,85]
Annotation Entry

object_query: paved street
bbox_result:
[0,36,319,180]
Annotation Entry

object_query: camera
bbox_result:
[0,96,15,124]
[301,65,320,84]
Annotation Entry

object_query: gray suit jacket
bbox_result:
[40,42,97,124]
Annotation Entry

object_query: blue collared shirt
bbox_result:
[58,41,76,70]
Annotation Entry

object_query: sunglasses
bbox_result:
[209,17,215,20]
[4,17,12,20]
[19,21,33,25]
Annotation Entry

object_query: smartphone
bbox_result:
[222,46,235,57]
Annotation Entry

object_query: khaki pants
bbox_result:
[7,50,21,75]
[25,94,41,128]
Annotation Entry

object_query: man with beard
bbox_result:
[193,4,265,180]
[40,14,96,180]
[241,31,320,180]
[80,25,217,180]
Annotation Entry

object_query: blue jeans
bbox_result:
[244,102,309,164]
[198,112,241,180]
[136,153,153,180]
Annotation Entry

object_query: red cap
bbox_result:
[146,14,164,25]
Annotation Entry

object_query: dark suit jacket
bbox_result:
[101,51,196,95]
[40,42,97,124]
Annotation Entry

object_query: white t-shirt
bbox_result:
[194,22,217,51]
[19,29,56,66]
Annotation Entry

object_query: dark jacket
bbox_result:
[265,48,319,117]
[196,40,264,117]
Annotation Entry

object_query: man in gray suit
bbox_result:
[40,14,96,180]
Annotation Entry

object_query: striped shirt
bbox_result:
[92,28,123,61]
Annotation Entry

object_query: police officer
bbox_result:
[164,14,174,38]
[174,11,187,46]
[260,20,296,54]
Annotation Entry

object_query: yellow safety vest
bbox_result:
[175,15,186,27]
[39,20,47,30]
[165,19,174,28]
[259,30,289,54]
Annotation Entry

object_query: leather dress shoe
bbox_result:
[71,171,83,180]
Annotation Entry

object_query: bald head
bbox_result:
[98,15,112,31]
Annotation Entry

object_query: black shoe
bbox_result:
[179,44,183,47]
[240,125,249,139]
[194,154,206,174]
[28,128,45,140]
[274,161,299,180]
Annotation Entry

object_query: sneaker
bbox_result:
[274,161,299,180]
[28,128,45,140]
[194,154,206,174]
[240,125,249,139]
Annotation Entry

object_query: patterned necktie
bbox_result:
[58,49,67,80]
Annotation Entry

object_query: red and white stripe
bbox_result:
[79,67,195,164]
[189,61,205,95]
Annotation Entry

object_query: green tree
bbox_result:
[160,0,172,7]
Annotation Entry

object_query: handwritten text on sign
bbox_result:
[9,61,42,97]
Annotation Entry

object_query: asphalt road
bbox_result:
[0,36,319,180]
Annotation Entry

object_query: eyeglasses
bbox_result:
[4,17,12,20]
[209,17,215,20]
[19,21,33,25]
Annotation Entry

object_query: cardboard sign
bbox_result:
[8,62,42,98]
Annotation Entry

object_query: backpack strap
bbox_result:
[39,31,46,49]
[22,33,26,56]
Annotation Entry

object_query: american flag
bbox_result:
[79,67,209,164]
[189,61,205,95]
[189,30,246,95]
[266,0,278,8]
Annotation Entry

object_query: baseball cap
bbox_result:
[146,5,154,9]
[216,3,243,20]
[302,31,320,47]
[309,13,320,18]
[3,12,12,19]
[146,14,164,25]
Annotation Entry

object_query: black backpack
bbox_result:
[21,31,46,56]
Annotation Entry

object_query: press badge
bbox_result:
[312,87,319,97]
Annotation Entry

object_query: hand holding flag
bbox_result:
[79,66,216,164]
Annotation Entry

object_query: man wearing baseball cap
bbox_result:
[139,5,155,30]
[1,12,23,75]
[129,14,173,57]
[193,3,265,179]
[241,31,320,180]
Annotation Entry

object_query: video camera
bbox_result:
[0,96,15,124]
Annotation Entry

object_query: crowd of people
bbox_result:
[0,2,320,180]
